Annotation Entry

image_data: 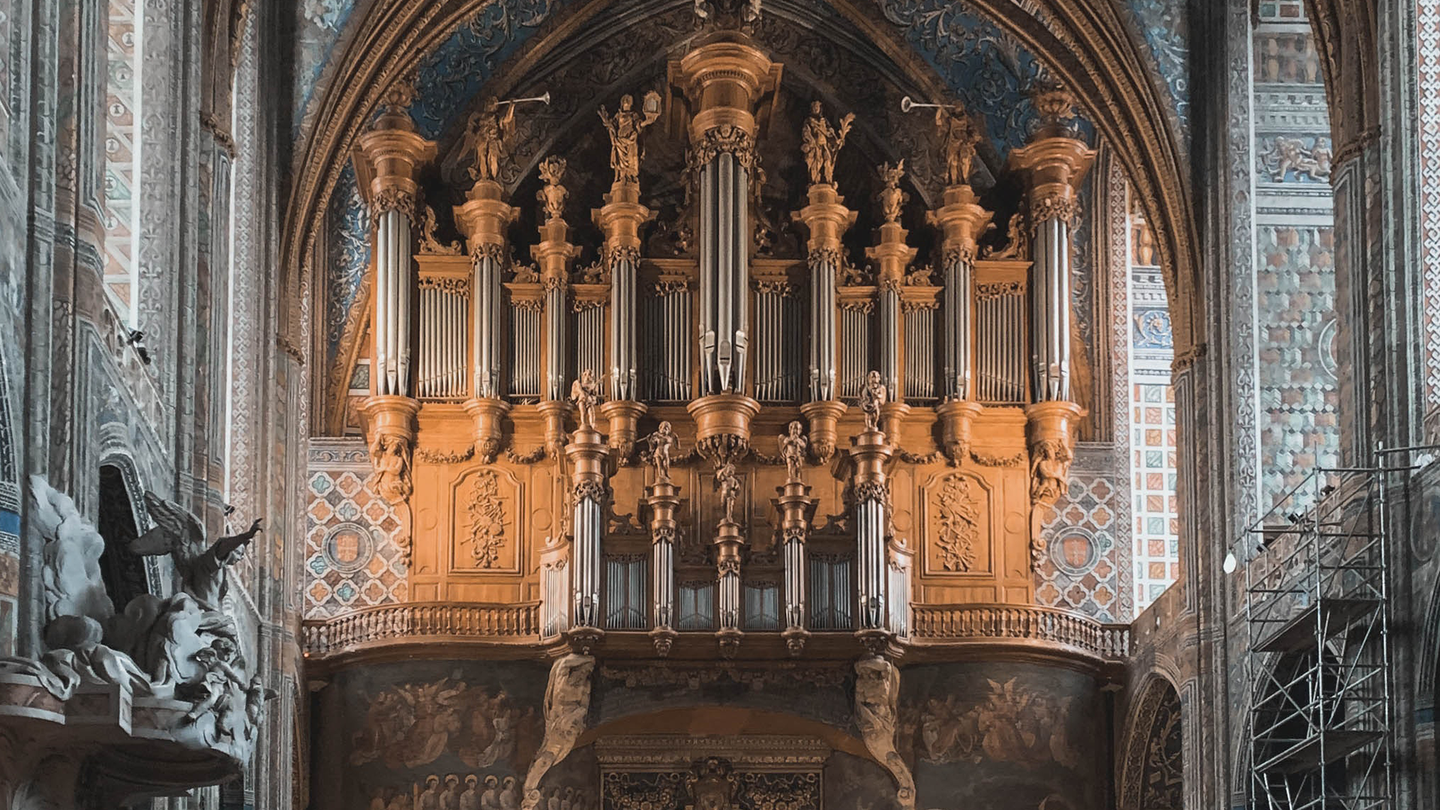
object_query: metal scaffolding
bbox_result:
[1245,466,1395,810]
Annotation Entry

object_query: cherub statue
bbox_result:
[800,101,855,186]
[244,674,278,739]
[644,421,679,483]
[778,420,808,483]
[135,492,262,614]
[935,106,981,187]
[368,434,413,504]
[860,370,887,432]
[714,462,741,524]
[536,156,568,221]
[877,161,908,224]
[468,98,518,183]
[569,369,602,430]
[597,91,661,184]
[182,638,246,739]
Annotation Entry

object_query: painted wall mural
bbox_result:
[901,663,1104,810]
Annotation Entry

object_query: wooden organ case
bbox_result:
[347,27,1095,661]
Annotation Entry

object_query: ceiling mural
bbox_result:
[293,0,365,134]
[1124,0,1191,147]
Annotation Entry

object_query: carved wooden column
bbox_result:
[851,418,894,648]
[455,149,519,458]
[676,34,778,398]
[533,157,580,458]
[793,103,856,462]
[928,116,992,464]
[565,417,609,652]
[1008,82,1093,511]
[594,153,653,458]
[356,86,435,504]
[775,476,816,656]
[646,478,681,655]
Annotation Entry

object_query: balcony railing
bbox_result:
[910,603,1130,660]
[301,601,541,659]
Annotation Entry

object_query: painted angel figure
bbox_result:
[714,462,741,524]
[860,369,888,432]
[569,369,602,430]
[469,98,518,182]
[778,420,808,483]
[936,106,981,187]
[644,421,679,483]
[597,91,661,184]
[800,101,855,185]
[136,492,262,613]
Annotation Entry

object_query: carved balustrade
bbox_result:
[910,604,1130,659]
[301,602,543,659]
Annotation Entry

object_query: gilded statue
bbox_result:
[136,492,263,614]
[537,156,568,221]
[800,101,854,186]
[684,757,738,810]
[935,106,981,187]
[860,370,887,433]
[644,421,679,483]
[1029,438,1073,505]
[569,369,602,430]
[521,654,595,810]
[714,461,741,523]
[877,161,907,224]
[368,433,414,504]
[597,91,662,184]
[468,98,518,182]
[854,656,916,810]
[778,420,808,483]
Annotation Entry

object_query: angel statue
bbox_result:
[800,101,855,186]
[859,369,888,433]
[569,369,602,430]
[935,106,981,187]
[468,98,518,182]
[597,91,661,185]
[778,420,808,483]
[136,492,262,614]
[644,421,679,483]
[714,462,741,524]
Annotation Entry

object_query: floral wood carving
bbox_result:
[934,475,980,572]
[465,471,507,568]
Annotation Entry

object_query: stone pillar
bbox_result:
[565,422,609,652]
[1009,82,1093,512]
[676,36,777,396]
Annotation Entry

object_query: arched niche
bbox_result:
[1118,676,1183,810]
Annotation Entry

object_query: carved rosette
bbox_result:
[799,399,846,463]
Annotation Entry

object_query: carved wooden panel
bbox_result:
[918,471,995,577]
[450,467,523,574]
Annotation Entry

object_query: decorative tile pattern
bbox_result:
[304,439,408,619]
[1037,454,1124,623]
[1255,225,1339,509]
[104,0,139,315]
[1130,221,1178,611]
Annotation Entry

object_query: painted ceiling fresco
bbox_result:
[290,0,1191,146]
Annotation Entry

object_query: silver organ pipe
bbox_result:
[577,303,605,392]
[510,303,542,399]
[473,251,504,398]
[541,556,568,637]
[808,253,838,400]
[839,306,872,399]
[904,306,936,400]
[879,286,900,399]
[856,497,887,630]
[572,493,603,628]
[977,284,1026,403]
[698,152,750,395]
[418,278,470,399]
[754,288,797,402]
[784,536,805,632]
[653,537,674,629]
[545,283,567,400]
[1032,216,1070,402]
[942,251,975,400]
[609,253,637,400]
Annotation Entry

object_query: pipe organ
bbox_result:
[355,36,1094,660]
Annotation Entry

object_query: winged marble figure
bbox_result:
[134,493,262,613]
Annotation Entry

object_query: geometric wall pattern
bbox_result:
[104,0,140,317]
[1037,452,1128,623]
[1129,249,1178,610]
[305,439,409,619]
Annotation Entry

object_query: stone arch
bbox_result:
[1118,675,1183,810]
[282,0,1201,393]
[96,452,161,604]
[1300,0,1379,157]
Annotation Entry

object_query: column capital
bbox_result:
[674,37,779,144]
[593,182,657,254]
[355,117,436,211]
[927,184,993,264]
[792,183,858,254]
[455,179,518,252]
[1007,136,1095,219]
[866,222,917,290]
